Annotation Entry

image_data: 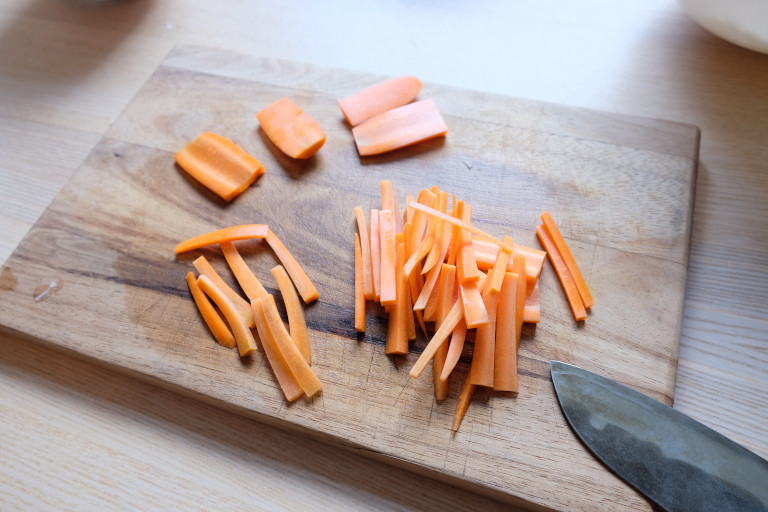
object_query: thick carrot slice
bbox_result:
[494,271,520,393]
[174,131,264,202]
[220,241,268,301]
[256,97,325,159]
[271,264,311,364]
[252,299,303,402]
[266,229,319,304]
[193,256,254,328]
[540,212,594,309]
[378,209,397,307]
[408,201,513,252]
[354,233,366,333]
[472,238,546,288]
[439,318,466,383]
[467,290,498,388]
[197,275,257,357]
[536,225,587,321]
[338,75,422,127]
[354,206,374,300]
[452,379,476,432]
[260,294,322,397]
[409,299,463,379]
[370,209,381,301]
[175,224,269,254]
[413,220,452,311]
[352,99,448,156]
[185,271,235,349]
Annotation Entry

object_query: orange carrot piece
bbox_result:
[433,263,456,401]
[265,229,319,304]
[338,75,422,127]
[271,264,311,365]
[175,224,269,254]
[220,241,268,301]
[413,220,452,310]
[459,274,489,329]
[421,191,448,275]
[352,99,448,156]
[540,212,594,309]
[370,209,382,301]
[494,271,520,393]
[197,275,257,357]
[380,180,395,216]
[252,299,304,402]
[378,209,397,307]
[467,290,498,388]
[185,271,235,349]
[354,206,374,300]
[174,131,264,202]
[457,204,482,284]
[407,201,513,252]
[536,225,587,321]
[524,282,541,323]
[354,233,366,333]
[452,379,476,432]
[510,253,527,351]
[256,97,326,159]
[260,294,322,397]
[192,256,254,328]
[386,242,409,355]
[472,238,546,288]
[410,299,463,379]
[485,236,513,296]
[439,317,466,383]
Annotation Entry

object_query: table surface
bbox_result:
[1,1,765,510]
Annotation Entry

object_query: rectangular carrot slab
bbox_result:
[0,45,698,512]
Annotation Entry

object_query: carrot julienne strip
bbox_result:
[266,229,319,304]
[260,294,323,397]
[452,379,476,432]
[370,209,382,301]
[540,212,594,309]
[252,299,304,402]
[494,271,520,393]
[421,190,448,275]
[439,317,466,383]
[378,209,397,307]
[408,201,512,252]
[193,255,254,328]
[510,253,527,351]
[467,290,498,388]
[354,233,366,333]
[433,263,456,401]
[354,206,375,300]
[271,264,311,365]
[536,225,587,321]
[220,241,268,301]
[185,271,235,349]
[197,275,257,357]
[175,224,269,254]
[409,299,463,379]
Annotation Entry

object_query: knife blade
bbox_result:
[550,360,768,512]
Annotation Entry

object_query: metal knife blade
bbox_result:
[550,360,768,512]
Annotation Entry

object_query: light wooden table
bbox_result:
[1,0,766,510]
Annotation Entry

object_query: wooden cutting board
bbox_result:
[0,45,699,512]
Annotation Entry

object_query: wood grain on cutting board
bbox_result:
[0,45,698,512]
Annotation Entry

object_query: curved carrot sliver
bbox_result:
[220,241,268,301]
[174,131,264,202]
[352,99,448,156]
[252,299,303,402]
[271,264,311,365]
[256,97,325,159]
[409,298,463,379]
[260,294,322,398]
[452,379,476,432]
[197,275,257,357]
[266,229,319,304]
[175,224,269,253]
[385,243,409,355]
[536,225,587,322]
[540,212,594,309]
[185,271,235,349]
[433,263,456,401]
[511,253,527,351]
[439,318,466,383]
[192,256,254,328]
[339,75,422,127]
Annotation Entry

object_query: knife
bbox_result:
[550,360,768,512]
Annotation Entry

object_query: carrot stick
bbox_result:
[174,131,264,202]
[494,271,520,393]
[338,75,422,127]
[409,299,463,379]
[265,229,319,304]
[421,190,448,275]
[271,264,311,364]
[378,209,397,307]
[380,180,395,216]
[386,242,409,355]
[256,97,326,159]
[175,224,269,254]
[452,378,476,432]
[467,290,498,388]
[260,294,322,398]
[185,271,235,349]
[352,99,448,156]
[433,263,456,401]
[485,236,513,296]
[197,275,257,357]
[536,225,587,321]
[407,201,513,252]
[354,206,374,300]
[457,204,482,284]
[439,318,466,383]
[192,255,254,328]
[354,233,366,333]
[472,238,546,289]
[413,220,452,310]
[459,275,489,329]
[370,209,381,301]
[251,299,304,402]
[510,253,527,352]
[540,212,594,309]
[524,282,541,323]
[220,241,268,301]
